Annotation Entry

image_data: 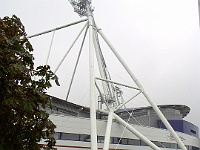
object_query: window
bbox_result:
[121,138,128,145]
[113,137,121,144]
[152,141,162,147]
[128,139,140,145]
[191,129,196,134]
[55,132,200,150]
[80,134,90,142]
[61,133,79,141]
[97,136,104,143]
[192,146,200,150]
[186,145,192,150]
[161,142,171,148]
[171,143,177,149]
[141,140,148,146]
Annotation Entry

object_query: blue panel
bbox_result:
[157,120,199,138]
[183,120,199,137]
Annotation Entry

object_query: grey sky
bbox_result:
[1,0,200,130]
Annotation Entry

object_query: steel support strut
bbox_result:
[54,22,88,74]
[113,113,161,150]
[27,19,88,38]
[97,27,187,150]
[103,111,114,150]
[87,3,98,150]
[66,25,88,101]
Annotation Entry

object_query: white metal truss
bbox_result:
[28,0,188,150]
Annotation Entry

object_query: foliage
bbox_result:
[0,15,59,149]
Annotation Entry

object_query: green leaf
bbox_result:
[3,97,15,106]
[52,75,60,86]
[0,15,56,150]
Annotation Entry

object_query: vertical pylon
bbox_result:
[87,2,98,149]
[35,0,189,149]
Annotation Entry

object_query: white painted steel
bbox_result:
[97,28,187,150]
[95,77,141,90]
[113,113,161,150]
[54,22,88,74]
[198,0,200,26]
[95,82,110,110]
[27,18,88,38]
[93,31,110,98]
[103,111,114,150]
[87,3,98,150]
[28,0,199,149]
[46,31,55,66]
[97,108,109,115]
[115,91,142,110]
[66,26,88,101]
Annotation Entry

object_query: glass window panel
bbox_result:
[141,140,148,146]
[128,139,140,145]
[171,143,177,148]
[191,146,199,150]
[121,138,128,145]
[152,141,162,147]
[80,134,90,142]
[161,142,171,148]
[97,136,105,143]
[187,145,193,150]
[61,133,79,141]
[113,137,121,144]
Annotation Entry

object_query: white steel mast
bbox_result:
[66,0,187,149]
[29,0,188,149]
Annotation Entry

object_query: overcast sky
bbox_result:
[1,0,200,130]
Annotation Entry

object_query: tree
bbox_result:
[0,15,58,149]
